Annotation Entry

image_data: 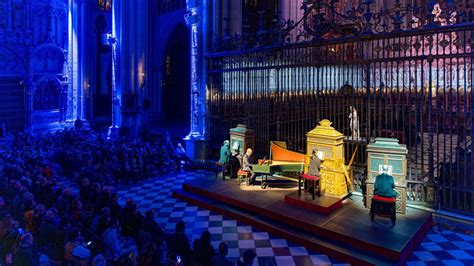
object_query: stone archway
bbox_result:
[161,24,191,132]
[0,44,28,132]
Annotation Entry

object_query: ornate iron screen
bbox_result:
[206,20,474,214]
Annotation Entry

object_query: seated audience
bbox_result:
[13,233,39,266]
[0,129,185,266]
[64,228,91,266]
[121,203,143,239]
[166,221,193,266]
[212,241,232,266]
[92,254,106,266]
[91,207,110,236]
[237,249,256,266]
[193,230,214,266]
[142,209,165,245]
[102,218,138,262]
[138,241,160,266]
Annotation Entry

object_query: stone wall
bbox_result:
[0,0,68,132]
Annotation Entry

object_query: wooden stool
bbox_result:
[299,173,321,200]
[215,162,226,180]
[238,170,250,186]
[370,195,396,225]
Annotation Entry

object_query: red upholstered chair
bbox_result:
[370,195,396,225]
[298,173,321,200]
[238,170,250,186]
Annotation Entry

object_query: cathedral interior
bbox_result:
[0,0,473,265]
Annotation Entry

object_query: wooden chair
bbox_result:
[299,173,321,200]
[370,195,396,225]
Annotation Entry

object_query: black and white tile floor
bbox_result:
[111,170,474,266]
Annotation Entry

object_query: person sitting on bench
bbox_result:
[307,150,324,177]
[305,150,324,195]
[374,165,397,198]
[242,148,256,185]
[228,142,240,179]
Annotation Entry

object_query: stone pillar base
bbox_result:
[107,126,120,140]
[184,137,206,162]
[64,119,90,130]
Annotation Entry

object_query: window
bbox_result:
[34,78,60,110]
[157,0,186,16]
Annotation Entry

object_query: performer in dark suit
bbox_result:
[242,148,256,185]
[228,142,240,179]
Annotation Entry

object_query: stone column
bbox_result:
[184,0,208,161]
[66,0,77,123]
[66,0,89,128]
[107,0,121,139]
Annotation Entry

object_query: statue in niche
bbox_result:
[349,105,359,140]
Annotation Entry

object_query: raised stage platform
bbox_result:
[172,174,432,265]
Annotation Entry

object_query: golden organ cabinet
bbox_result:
[305,120,352,198]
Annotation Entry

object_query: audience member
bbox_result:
[211,241,232,266]
[142,209,165,245]
[91,207,110,236]
[167,221,193,266]
[64,227,91,266]
[193,230,214,266]
[12,233,39,266]
[92,254,106,266]
[102,218,138,262]
[237,249,256,266]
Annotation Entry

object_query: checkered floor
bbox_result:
[113,170,474,266]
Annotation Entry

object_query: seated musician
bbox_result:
[228,142,241,179]
[374,165,397,199]
[306,150,324,191]
[307,150,324,177]
[242,148,256,185]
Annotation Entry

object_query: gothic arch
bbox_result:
[148,8,191,130]
[33,75,62,110]
[32,43,66,74]
[161,23,191,123]
[154,18,188,70]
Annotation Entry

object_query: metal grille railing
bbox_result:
[206,25,474,214]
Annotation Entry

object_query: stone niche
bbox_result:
[0,0,68,132]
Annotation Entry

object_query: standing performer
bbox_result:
[349,106,360,139]
[242,148,256,185]
[219,140,231,176]
[219,140,230,164]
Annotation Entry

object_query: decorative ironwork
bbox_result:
[212,0,468,52]
[207,24,474,214]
